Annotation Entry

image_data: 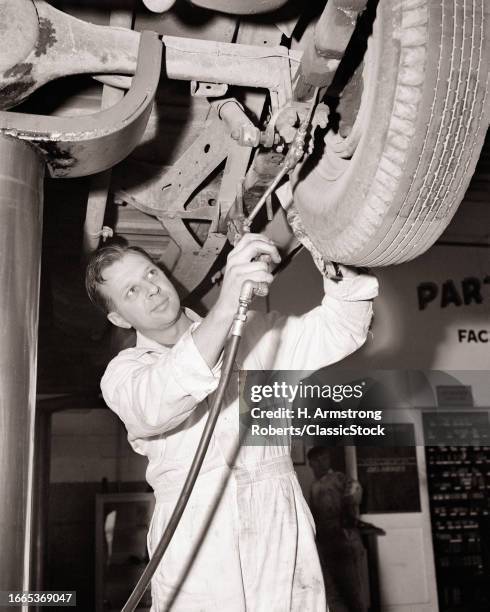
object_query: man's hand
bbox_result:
[192,233,281,369]
[215,233,281,317]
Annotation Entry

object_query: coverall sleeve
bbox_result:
[243,272,378,371]
[101,323,222,439]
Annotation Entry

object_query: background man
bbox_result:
[308,446,369,612]
[86,232,378,611]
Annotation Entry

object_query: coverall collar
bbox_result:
[135,307,201,350]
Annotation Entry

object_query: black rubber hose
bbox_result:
[121,333,242,612]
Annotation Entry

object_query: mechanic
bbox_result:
[85,231,378,611]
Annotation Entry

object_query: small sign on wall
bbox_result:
[357,425,421,514]
[436,385,474,407]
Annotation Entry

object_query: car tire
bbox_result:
[292,0,490,266]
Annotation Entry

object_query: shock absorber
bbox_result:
[242,86,320,234]
[237,88,320,298]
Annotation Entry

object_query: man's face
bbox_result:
[100,252,182,335]
[309,454,331,479]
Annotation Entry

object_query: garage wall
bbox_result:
[50,409,147,483]
[269,244,490,372]
[47,409,148,608]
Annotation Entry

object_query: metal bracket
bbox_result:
[0,32,161,178]
[113,115,231,291]
[115,115,229,217]
[190,81,228,97]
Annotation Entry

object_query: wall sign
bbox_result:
[357,425,421,514]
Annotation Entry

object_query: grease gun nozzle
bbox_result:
[239,280,257,303]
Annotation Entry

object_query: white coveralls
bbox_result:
[101,272,378,612]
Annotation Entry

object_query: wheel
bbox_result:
[292,0,490,266]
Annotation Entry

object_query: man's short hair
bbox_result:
[85,241,153,314]
[306,446,331,463]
